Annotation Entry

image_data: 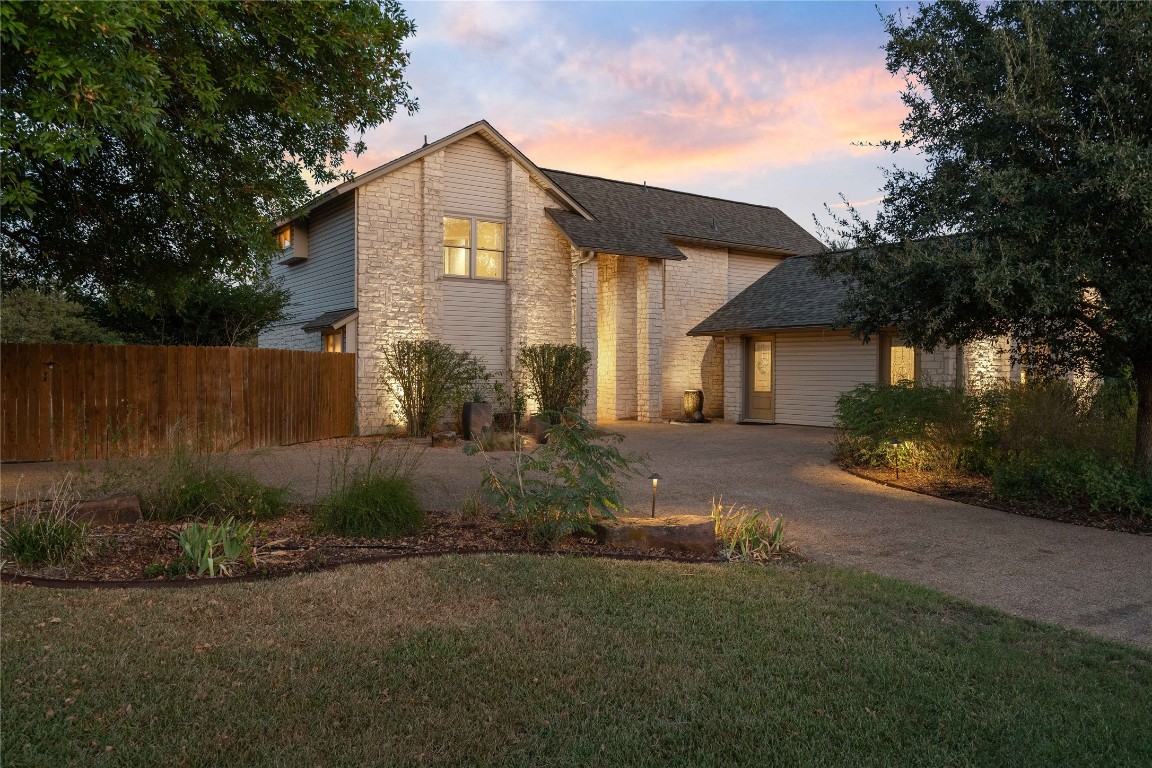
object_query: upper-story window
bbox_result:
[277,227,292,249]
[443,217,504,280]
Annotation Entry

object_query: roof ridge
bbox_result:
[540,168,789,215]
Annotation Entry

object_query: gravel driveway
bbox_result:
[4,420,1150,648]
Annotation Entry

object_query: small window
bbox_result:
[277,227,292,249]
[443,217,504,279]
[323,330,344,353]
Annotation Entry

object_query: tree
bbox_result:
[1,0,416,298]
[0,287,121,344]
[89,276,290,347]
[818,1,1152,472]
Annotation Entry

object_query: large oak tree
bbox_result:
[1,0,417,300]
[820,1,1152,471]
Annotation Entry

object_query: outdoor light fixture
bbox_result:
[648,473,662,518]
[889,440,901,481]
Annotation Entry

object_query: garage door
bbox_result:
[774,330,878,427]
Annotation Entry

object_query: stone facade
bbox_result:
[597,254,638,420]
[635,259,664,422]
[963,336,1013,389]
[919,346,960,387]
[661,244,729,419]
[356,159,429,433]
[723,335,744,422]
[576,255,599,420]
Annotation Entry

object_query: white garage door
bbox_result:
[774,329,878,427]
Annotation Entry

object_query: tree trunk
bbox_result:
[1136,359,1152,475]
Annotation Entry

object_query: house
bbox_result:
[689,254,1016,426]
[259,120,826,432]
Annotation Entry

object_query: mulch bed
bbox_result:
[0,509,804,588]
[842,464,1152,536]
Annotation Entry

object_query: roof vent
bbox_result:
[710,217,718,232]
[423,135,428,147]
[642,181,647,191]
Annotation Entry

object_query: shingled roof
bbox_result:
[543,170,825,261]
[688,255,851,336]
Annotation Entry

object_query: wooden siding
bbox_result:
[1,344,355,462]
[443,135,508,219]
[773,330,878,427]
[728,252,783,299]
[261,195,356,351]
[440,280,510,378]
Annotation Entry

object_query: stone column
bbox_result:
[596,254,638,420]
[723,335,743,422]
[420,151,445,338]
[635,258,664,422]
[577,255,598,422]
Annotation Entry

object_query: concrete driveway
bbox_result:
[3,420,1150,648]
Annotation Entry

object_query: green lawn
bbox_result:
[3,556,1150,767]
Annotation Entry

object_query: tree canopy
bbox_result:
[1,0,417,299]
[819,1,1152,470]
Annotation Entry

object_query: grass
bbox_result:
[0,477,90,567]
[2,556,1150,767]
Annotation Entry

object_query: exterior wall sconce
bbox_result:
[648,473,662,518]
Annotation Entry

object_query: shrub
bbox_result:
[467,410,637,546]
[381,339,489,437]
[992,448,1152,517]
[313,438,426,538]
[517,344,592,417]
[142,447,287,522]
[711,499,785,562]
[174,517,254,577]
[1,477,90,567]
[833,383,979,471]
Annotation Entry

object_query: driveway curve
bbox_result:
[3,420,1149,648]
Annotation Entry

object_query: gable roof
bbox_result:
[281,121,592,225]
[301,308,358,333]
[688,254,851,336]
[543,170,825,261]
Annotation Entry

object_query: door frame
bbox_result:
[742,334,776,423]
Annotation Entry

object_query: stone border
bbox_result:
[0,547,727,591]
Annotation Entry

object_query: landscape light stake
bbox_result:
[649,473,662,518]
[890,440,901,481]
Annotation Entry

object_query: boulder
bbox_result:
[593,515,716,556]
[72,494,142,525]
[431,431,458,447]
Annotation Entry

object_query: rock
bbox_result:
[593,515,716,556]
[431,431,458,447]
[72,494,142,525]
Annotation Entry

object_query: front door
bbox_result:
[745,336,775,421]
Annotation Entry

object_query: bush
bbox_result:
[517,344,592,417]
[711,499,785,562]
[313,438,426,538]
[992,448,1152,517]
[1,507,89,568]
[381,339,489,437]
[141,445,287,522]
[833,383,980,471]
[467,410,636,546]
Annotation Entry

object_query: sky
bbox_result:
[343,1,926,241]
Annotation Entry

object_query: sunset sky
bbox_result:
[346,1,925,241]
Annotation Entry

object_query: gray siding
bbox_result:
[443,135,507,219]
[260,195,356,351]
[441,279,510,379]
[728,252,783,299]
[774,330,878,427]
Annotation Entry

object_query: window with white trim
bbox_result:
[443,217,504,280]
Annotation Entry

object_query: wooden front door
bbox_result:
[745,336,775,422]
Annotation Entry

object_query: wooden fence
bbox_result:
[1,344,356,462]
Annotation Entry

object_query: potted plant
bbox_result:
[462,386,493,441]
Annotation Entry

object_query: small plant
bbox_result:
[313,437,426,538]
[473,430,520,452]
[517,344,592,417]
[456,491,492,524]
[0,478,90,567]
[381,339,489,437]
[466,410,637,546]
[173,517,254,577]
[711,498,785,562]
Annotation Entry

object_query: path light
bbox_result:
[648,473,662,518]
[890,439,902,481]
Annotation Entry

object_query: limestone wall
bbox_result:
[661,245,729,419]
